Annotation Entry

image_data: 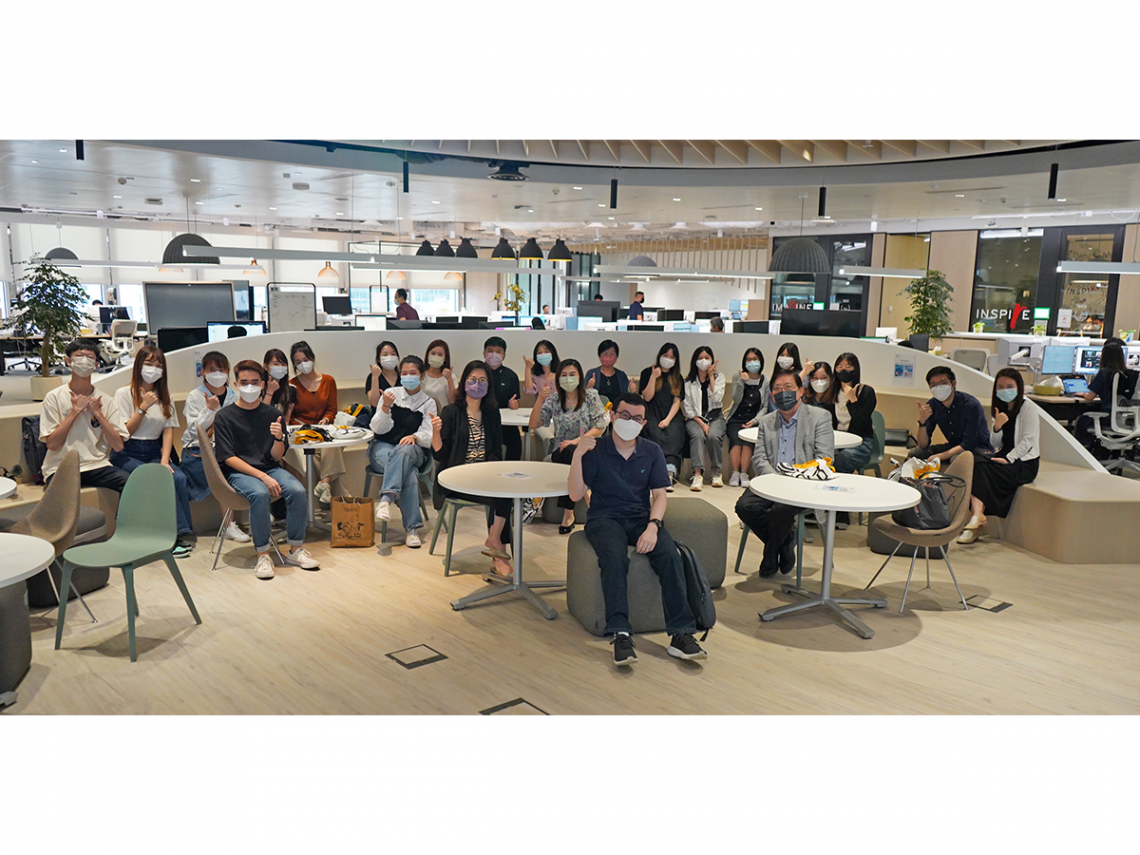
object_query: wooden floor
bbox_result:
[6,482,1139,716]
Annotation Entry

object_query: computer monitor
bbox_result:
[99,306,115,325]
[207,321,266,342]
[387,319,423,330]
[355,314,388,331]
[157,326,209,353]
[322,295,353,315]
[577,301,620,323]
[1074,346,1101,375]
[1042,344,1077,376]
[780,308,862,339]
[694,311,721,320]
[656,309,685,322]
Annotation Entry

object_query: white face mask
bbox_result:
[380,355,399,370]
[140,365,163,384]
[811,379,830,393]
[612,417,643,441]
[205,371,228,388]
[296,360,314,376]
[931,383,953,402]
[696,358,712,372]
[659,356,675,371]
[777,356,794,369]
[268,365,288,381]
[427,354,445,369]
[70,356,96,377]
[238,384,263,403]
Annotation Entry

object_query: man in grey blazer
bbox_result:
[735,368,835,577]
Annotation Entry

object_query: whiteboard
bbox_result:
[268,285,316,333]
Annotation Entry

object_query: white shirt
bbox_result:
[114,386,181,442]
[39,383,129,478]
[420,373,452,417]
[370,386,437,448]
[990,397,1041,463]
[183,385,237,448]
[835,390,851,431]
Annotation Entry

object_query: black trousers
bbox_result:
[46,463,131,493]
[549,445,577,510]
[503,426,522,461]
[735,490,802,560]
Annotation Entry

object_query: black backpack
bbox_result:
[675,539,716,640]
[21,415,47,485]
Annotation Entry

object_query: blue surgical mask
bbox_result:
[745,360,762,374]
[996,388,1018,403]
[400,374,421,390]
[536,352,552,367]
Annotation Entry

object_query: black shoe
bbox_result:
[668,633,708,661]
[171,539,193,558]
[610,634,638,666]
[836,510,850,530]
[559,524,576,535]
[758,549,780,578]
[779,541,795,575]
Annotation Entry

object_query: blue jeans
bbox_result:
[583,515,696,637]
[111,439,193,535]
[834,436,875,474]
[180,446,212,503]
[368,440,426,532]
[227,467,307,552]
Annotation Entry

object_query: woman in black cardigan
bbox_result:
[431,359,513,578]
[830,352,878,474]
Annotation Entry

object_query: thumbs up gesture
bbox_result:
[587,373,596,389]
[575,427,596,455]
[270,416,284,440]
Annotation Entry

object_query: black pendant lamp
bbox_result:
[519,237,544,260]
[162,233,219,266]
[456,237,479,258]
[434,239,455,257]
[769,238,829,274]
[45,247,79,261]
[547,238,572,263]
[490,238,516,260]
[415,240,435,256]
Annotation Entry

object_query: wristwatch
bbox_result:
[137,407,147,416]
[648,518,663,530]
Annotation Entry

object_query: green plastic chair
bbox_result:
[56,463,201,662]
[428,497,489,576]
[733,509,808,588]
[857,411,888,525]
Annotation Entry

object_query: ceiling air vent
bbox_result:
[292,182,310,191]
[145,197,163,205]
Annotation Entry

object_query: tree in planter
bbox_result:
[500,276,526,323]
[3,258,89,377]
[903,268,954,338]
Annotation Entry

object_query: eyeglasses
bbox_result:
[465,379,488,387]
[614,412,647,424]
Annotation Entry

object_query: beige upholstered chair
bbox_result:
[862,452,974,612]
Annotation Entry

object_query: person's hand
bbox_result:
[508,394,519,410]
[70,392,91,413]
[803,360,815,374]
[575,428,597,455]
[269,416,284,440]
[658,418,670,429]
[993,411,1009,431]
[398,435,417,446]
[650,365,662,382]
[205,394,220,411]
[266,378,279,397]
[318,417,331,426]
[88,395,104,415]
[370,363,381,377]
[163,462,175,473]
[140,390,159,411]
[523,355,535,372]
[743,420,755,428]
[842,383,858,403]
[991,457,1009,464]
[559,438,578,450]
[261,473,282,498]
[538,382,553,401]
[701,420,710,436]
[917,401,933,423]
[587,373,596,389]
[739,369,749,382]
[711,359,719,375]
[430,415,442,433]
[382,388,397,410]
[635,524,658,554]
[442,367,453,384]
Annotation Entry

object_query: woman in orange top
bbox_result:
[288,340,346,504]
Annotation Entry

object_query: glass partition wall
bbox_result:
[971,229,1043,333]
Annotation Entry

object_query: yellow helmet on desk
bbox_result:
[292,426,331,445]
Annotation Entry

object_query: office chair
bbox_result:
[1089,374,1140,477]
[99,319,137,366]
[950,348,989,372]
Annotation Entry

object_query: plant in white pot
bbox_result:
[3,258,89,400]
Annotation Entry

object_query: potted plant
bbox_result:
[903,268,954,341]
[3,258,90,400]
[501,276,526,324]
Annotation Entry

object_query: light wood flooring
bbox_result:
[5,483,1139,715]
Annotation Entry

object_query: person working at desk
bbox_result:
[1075,338,1138,452]
[734,368,834,578]
[911,366,990,463]
[569,392,708,667]
[709,316,725,333]
[628,291,645,321]
[593,293,604,301]
[394,288,420,321]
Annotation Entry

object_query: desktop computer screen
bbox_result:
[322,295,353,315]
[355,314,388,331]
[1042,345,1077,376]
[1074,346,1101,375]
[207,321,266,342]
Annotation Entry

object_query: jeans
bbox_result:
[227,467,307,552]
[111,439,194,535]
[735,491,803,564]
[834,436,875,474]
[685,417,726,474]
[180,447,213,503]
[368,440,426,532]
[583,516,696,636]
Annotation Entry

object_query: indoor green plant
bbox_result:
[903,268,954,338]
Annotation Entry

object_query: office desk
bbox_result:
[1026,393,1095,427]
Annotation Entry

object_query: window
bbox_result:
[410,289,458,315]
[117,283,146,324]
[971,230,1043,333]
[830,239,870,311]
[349,287,371,314]
[1059,233,1114,336]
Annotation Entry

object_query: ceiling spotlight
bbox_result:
[955,194,965,197]
[432,200,441,204]
[195,201,203,205]
[755,207,763,211]
[59,148,67,153]
[113,195,122,199]
[31,160,38,163]
[673,198,681,202]
[608,216,615,220]
[336,212,344,216]
[598,203,605,207]
[269,207,277,210]
[190,178,201,183]
[528,209,534,213]
[573,186,583,190]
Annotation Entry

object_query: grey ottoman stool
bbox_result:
[566,497,727,636]
[540,496,588,525]
[0,583,32,703]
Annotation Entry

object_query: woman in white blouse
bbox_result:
[421,339,457,415]
[682,345,726,490]
[112,345,195,555]
[958,367,1041,543]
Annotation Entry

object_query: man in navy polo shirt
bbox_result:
[569,392,707,667]
[910,365,991,463]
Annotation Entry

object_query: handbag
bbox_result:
[330,496,375,548]
[892,473,965,530]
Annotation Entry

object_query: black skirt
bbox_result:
[971,453,1039,518]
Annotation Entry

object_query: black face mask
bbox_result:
[836,369,856,384]
[772,390,799,412]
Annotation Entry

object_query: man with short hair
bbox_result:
[628,291,645,321]
[569,392,708,667]
[483,335,522,460]
[709,316,725,333]
[593,293,604,301]
[734,369,834,577]
[394,288,419,321]
[212,359,319,579]
[40,338,131,491]
[912,365,990,462]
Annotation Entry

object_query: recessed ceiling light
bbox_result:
[31,160,37,164]
[195,201,203,205]
[191,178,201,183]
[59,148,67,153]
[955,193,965,197]
[608,216,615,220]
[528,209,534,213]
[269,206,277,210]
[1058,198,1067,202]
[113,195,122,199]
[573,186,583,190]
[754,206,763,211]
[432,200,440,204]
[336,212,344,216]
[396,216,403,220]
[673,198,681,202]
[598,203,605,208]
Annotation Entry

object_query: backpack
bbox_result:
[21,415,48,486]
[674,538,716,640]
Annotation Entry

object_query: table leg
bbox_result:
[305,449,317,528]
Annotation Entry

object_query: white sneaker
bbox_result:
[711,473,724,488]
[957,529,978,544]
[314,482,332,504]
[226,520,251,543]
[284,547,320,570]
[375,501,391,522]
[740,472,751,488]
[690,473,703,492]
[406,531,422,549]
[728,471,740,487]
[255,553,276,579]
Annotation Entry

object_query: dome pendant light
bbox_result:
[243,258,264,275]
[386,270,406,281]
[768,195,830,274]
[318,261,339,280]
[490,238,516,260]
[160,232,218,273]
[456,237,479,258]
[547,238,572,263]
[416,240,435,256]
[434,239,455,257]
[519,237,544,260]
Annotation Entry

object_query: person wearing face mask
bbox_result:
[958,368,1041,544]
[772,342,804,385]
[431,360,514,578]
[394,287,419,321]
[369,355,438,548]
[262,348,297,422]
[725,348,771,487]
[523,339,560,400]
[421,339,456,415]
[111,346,195,556]
[912,366,991,463]
[568,393,708,666]
[288,340,345,505]
[39,338,131,493]
[584,339,631,407]
[734,369,834,578]
[529,357,607,533]
[682,346,727,490]
[638,342,686,489]
[213,361,318,578]
[803,361,839,413]
[830,352,878,475]
[366,341,401,411]
[482,336,522,460]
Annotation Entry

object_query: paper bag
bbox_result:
[331,496,375,548]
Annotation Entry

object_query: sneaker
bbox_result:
[171,539,193,558]
[610,633,638,666]
[739,472,751,488]
[226,520,251,543]
[521,497,538,525]
[314,481,332,504]
[711,473,724,488]
[728,471,741,487]
[255,553,276,579]
[666,472,676,493]
[283,548,320,570]
[690,473,703,492]
[668,633,708,661]
[375,501,391,523]
[406,531,422,549]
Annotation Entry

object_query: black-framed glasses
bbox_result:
[614,412,647,424]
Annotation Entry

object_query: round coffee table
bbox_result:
[736,426,862,449]
[438,460,570,620]
[288,427,374,530]
[0,477,16,500]
[0,532,56,707]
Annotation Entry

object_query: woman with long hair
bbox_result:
[366,340,401,408]
[772,341,803,385]
[523,339,560,399]
[638,342,686,489]
[288,340,345,505]
[112,345,195,555]
[959,367,1041,543]
[725,346,769,487]
[803,360,839,410]
[422,338,457,415]
[1076,338,1139,451]
[830,352,878,474]
[682,344,727,490]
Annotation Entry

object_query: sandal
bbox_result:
[558,524,576,535]
[487,559,514,581]
[480,547,512,560]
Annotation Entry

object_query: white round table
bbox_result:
[749,472,920,639]
[288,427,374,530]
[0,477,16,500]
[0,533,55,707]
[736,426,862,449]
[437,460,570,620]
